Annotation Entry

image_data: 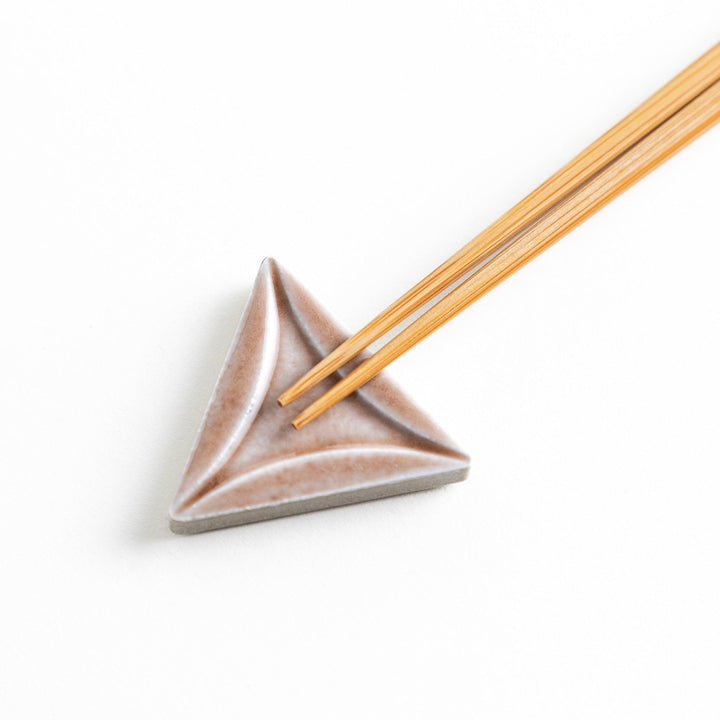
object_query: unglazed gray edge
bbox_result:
[170,466,468,534]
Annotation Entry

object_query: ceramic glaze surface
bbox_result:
[169,258,470,533]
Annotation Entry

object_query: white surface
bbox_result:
[2,2,719,717]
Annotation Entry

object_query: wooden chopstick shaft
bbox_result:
[292,78,720,429]
[279,43,720,407]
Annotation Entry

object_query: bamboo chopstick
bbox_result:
[291,77,720,429]
[278,43,720,408]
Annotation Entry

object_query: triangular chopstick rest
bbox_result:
[169,258,470,533]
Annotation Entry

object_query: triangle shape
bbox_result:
[169,258,470,533]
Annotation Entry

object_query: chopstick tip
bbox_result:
[291,403,319,430]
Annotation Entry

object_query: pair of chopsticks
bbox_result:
[280,43,720,429]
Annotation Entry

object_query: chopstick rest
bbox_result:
[169,258,469,533]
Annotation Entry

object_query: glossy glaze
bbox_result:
[169,259,469,533]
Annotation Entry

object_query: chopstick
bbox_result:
[278,43,720,408]
[291,77,720,429]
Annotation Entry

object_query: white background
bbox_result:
[2,2,719,717]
